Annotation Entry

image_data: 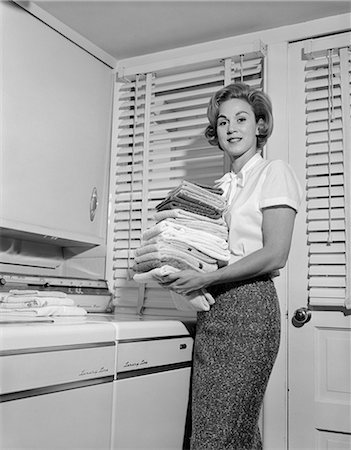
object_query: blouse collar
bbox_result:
[216,152,263,189]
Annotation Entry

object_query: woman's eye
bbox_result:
[217,120,227,127]
[237,117,246,123]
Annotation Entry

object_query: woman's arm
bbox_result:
[162,206,297,295]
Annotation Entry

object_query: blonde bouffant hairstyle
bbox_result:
[205,82,273,150]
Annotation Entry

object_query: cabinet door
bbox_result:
[1,2,113,246]
[0,383,113,449]
[113,368,191,449]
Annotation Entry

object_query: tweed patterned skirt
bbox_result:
[190,276,280,450]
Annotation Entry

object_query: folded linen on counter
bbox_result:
[133,265,215,311]
[1,296,75,307]
[0,306,87,316]
[8,290,67,298]
[0,299,75,308]
[133,249,218,273]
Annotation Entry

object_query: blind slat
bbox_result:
[309,253,345,264]
[309,242,346,253]
[308,208,344,220]
[309,276,346,287]
[309,287,345,299]
[309,265,345,276]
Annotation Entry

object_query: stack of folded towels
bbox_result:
[133,180,229,311]
[0,290,87,317]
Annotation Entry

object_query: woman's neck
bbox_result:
[230,150,259,174]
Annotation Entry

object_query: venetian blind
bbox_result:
[109,43,266,316]
[303,33,351,309]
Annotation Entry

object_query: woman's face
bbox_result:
[216,98,259,169]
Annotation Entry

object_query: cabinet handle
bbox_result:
[90,187,98,222]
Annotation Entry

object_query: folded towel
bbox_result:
[162,181,226,209]
[143,220,227,247]
[178,181,224,196]
[139,236,229,264]
[134,241,216,264]
[142,221,230,263]
[8,290,67,298]
[155,198,223,219]
[0,302,39,309]
[170,187,225,211]
[153,217,228,240]
[0,306,87,317]
[133,265,215,311]
[133,249,218,272]
[133,255,210,273]
[170,291,213,312]
[159,192,223,213]
[156,181,226,219]
[154,208,227,225]
[1,297,75,307]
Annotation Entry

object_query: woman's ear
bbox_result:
[256,118,265,136]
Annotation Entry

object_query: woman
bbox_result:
[163,83,302,449]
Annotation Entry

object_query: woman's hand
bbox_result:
[160,270,208,296]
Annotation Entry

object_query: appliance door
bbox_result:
[0,381,113,449]
[0,331,115,450]
[113,367,191,450]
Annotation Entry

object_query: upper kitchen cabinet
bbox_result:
[0,2,113,246]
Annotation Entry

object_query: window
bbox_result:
[107,43,266,315]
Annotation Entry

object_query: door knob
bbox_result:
[292,307,311,328]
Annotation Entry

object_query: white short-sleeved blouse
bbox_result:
[216,153,303,264]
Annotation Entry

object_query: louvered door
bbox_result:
[107,45,265,316]
[304,36,351,308]
[288,33,351,449]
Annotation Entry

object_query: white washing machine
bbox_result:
[0,319,116,449]
[88,314,194,450]
[0,275,194,449]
